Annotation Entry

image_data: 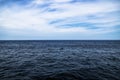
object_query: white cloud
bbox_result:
[0,0,120,39]
[34,0,45,4]
[53,0,71,3]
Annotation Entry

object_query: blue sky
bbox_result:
[0,0,120,40]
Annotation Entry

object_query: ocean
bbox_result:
[0,40,120,80]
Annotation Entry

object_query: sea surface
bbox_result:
[0,40,120,80]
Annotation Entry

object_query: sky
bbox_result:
[0,0,120,40]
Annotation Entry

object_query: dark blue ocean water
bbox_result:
[0,40,120,80]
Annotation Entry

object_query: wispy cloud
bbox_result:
[0,0,120,39]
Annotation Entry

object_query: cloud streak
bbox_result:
[0,0,120,40]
